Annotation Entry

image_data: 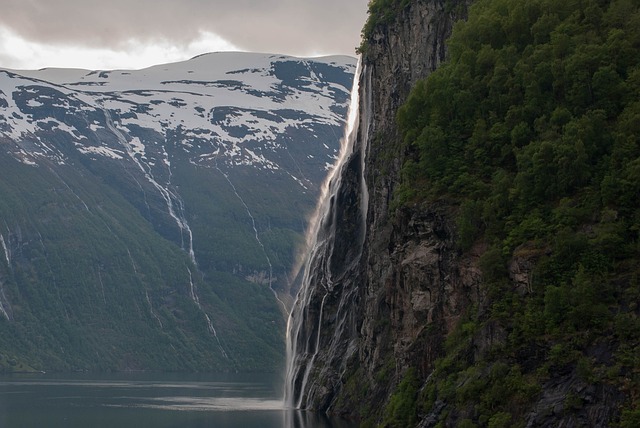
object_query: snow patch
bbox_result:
[26,99,43,107]
[77,145,125,160]
[129,137,146,157]
[1,53,355,171]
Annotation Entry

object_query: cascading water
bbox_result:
[0,234,10,267]
[102,108,196,264]
[102,107,229,359]
[284,58,371,410]
[0,234,12,320]
[215,164,289,315]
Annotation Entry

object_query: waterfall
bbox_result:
[102,107,229,359]
[0,234,10,267]
[284,58,370,409]
[215,164,289,315]
[102,108,196,265]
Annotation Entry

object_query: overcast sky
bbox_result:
[0,0,368,70]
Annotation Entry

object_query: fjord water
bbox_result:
[0,372,355,427]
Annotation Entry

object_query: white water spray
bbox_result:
[0,294,10,321]
[0,231,13,320]
[284,58,366,409]
[187,267,229,359]
[0,253,11,321]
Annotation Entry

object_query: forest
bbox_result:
[369,0,640,426]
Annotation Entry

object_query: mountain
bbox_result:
[288,0,640,426]
[0,52,356,372]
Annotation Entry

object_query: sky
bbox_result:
[0,0,369,71]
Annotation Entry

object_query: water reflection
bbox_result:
[285,409,356,428]
[112,396,285,411]
[0,373,355,428]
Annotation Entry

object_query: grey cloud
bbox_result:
[0,52,17,68]
[0,0,368,56]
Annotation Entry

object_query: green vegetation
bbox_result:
[0,152,285,372]
[0,58,353,374]
[382,368,419,427]
[360,0,412,45]
[387,0,640,424]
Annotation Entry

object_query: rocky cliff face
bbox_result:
[287,0,474,420]
[291,0,629,426]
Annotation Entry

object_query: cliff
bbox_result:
[289,0,640,426]
[288,0,474,420]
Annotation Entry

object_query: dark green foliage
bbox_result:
[393,0,640,424]
[361,0,412,45]
[382,368,419,427]
[398,0,640,211]
[0,152,285,373]
[620,408,640,428]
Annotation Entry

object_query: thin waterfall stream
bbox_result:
[284,58,369,409]
[102,107,229,359]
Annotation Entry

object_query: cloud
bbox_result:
[0,0,368,57]
[0,26,239,70]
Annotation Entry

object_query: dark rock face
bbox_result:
[524,374,622,428]
[289,0,474,420]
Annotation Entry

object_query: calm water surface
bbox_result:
[0,372,355,428]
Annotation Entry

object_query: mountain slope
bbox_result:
[0,52,355,372]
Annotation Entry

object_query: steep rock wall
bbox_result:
[289,0,473,421]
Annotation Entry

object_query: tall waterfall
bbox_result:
[284,58,371,409]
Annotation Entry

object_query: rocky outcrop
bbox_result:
[524,374,622,428]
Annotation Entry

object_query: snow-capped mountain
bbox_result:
[1,52,351,175]
[0,52,355,372]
